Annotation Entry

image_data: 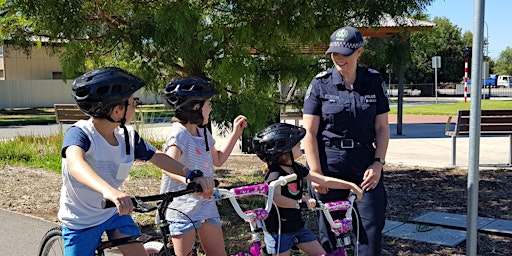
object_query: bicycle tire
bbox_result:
[38,226,64,256]
[144,241,165,256]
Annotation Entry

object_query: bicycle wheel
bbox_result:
[144,241,164,256]
[38,226,64,256]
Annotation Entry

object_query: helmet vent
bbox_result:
[111,84,123,93]
[96,85,110,95]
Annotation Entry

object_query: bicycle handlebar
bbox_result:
[300,194,356,234]
[102,180,219,212]
[214,173,297,221]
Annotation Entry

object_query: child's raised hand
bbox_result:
[233,115,247,137]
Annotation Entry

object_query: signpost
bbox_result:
[432,56,441,104]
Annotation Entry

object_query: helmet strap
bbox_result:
[199,125,210,152]
[119,101,130,155]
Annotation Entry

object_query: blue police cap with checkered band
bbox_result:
[325,26,364,56]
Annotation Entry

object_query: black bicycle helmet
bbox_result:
[72,67,145,156]
[252,123,306,162]
[163,76,218,109]
[72,67,145,117]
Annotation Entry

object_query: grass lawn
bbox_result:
[388,99,512,116]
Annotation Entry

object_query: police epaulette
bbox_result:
[368,68,380,74]
[315,70,330,78]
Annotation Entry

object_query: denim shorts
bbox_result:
[168,217,221,236]
[62,214,141,256]
[263,226,318,254]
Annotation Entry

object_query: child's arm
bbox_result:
[65,145,134,215]
[150,148,215,198]
[159,144,186,184]
[306,172,364,202]
[211,115,247,167]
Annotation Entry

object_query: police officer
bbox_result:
[302,26,390,255]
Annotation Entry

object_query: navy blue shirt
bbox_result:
[61,126,156,161]
[303,67,389,143]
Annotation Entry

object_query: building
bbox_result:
[0,42,63,80]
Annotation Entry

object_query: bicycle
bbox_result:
[219,179,358,256]
[215,173,298,256]
[37,181,207,256]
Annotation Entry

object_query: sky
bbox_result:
[425,0,510,60]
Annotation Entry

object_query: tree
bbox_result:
[1,0,434,136]
[408,17,466,83]
[494,47,512,75]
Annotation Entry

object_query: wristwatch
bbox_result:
[296,199,302,209]
[374,158,386,165]
[185,169,204,183]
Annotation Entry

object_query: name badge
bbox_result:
[364,95,377,103]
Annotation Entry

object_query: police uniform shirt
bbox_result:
[303,67,389,144]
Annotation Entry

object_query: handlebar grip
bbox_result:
[101,198,118,209]
[190,179,220,192]
[283,173,297,183]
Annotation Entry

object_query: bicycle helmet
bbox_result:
[72,67,145,117]
[72,67,145,155]
[252,123,306,162]
[163,76,218,109]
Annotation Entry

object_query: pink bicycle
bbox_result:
[215,173,298,256]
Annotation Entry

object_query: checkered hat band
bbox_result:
[329,41,364,49]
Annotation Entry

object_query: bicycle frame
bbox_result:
[215,173,297,256]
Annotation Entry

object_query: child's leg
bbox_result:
[294,227,326,256]
[171,231,197,256]
[197,218,227,256]
[297,241,326,256]
[112,227,148,256]
[62,225,103,256]
[169,220,202,256]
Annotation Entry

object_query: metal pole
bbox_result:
[435,67,438,104]
[467,0,485,255]
[464,58,469,103]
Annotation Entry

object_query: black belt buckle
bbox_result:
[340,139,355,149]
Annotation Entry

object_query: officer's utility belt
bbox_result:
[326,138,373,149]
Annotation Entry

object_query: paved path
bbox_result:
[0,209,58,255]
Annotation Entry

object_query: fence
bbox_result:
[387,83,512,98]
[0,80,162,109]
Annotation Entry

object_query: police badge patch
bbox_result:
[304,84,313,100]
[381,81,389,98]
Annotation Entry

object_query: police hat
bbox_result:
[325,26,364,56]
